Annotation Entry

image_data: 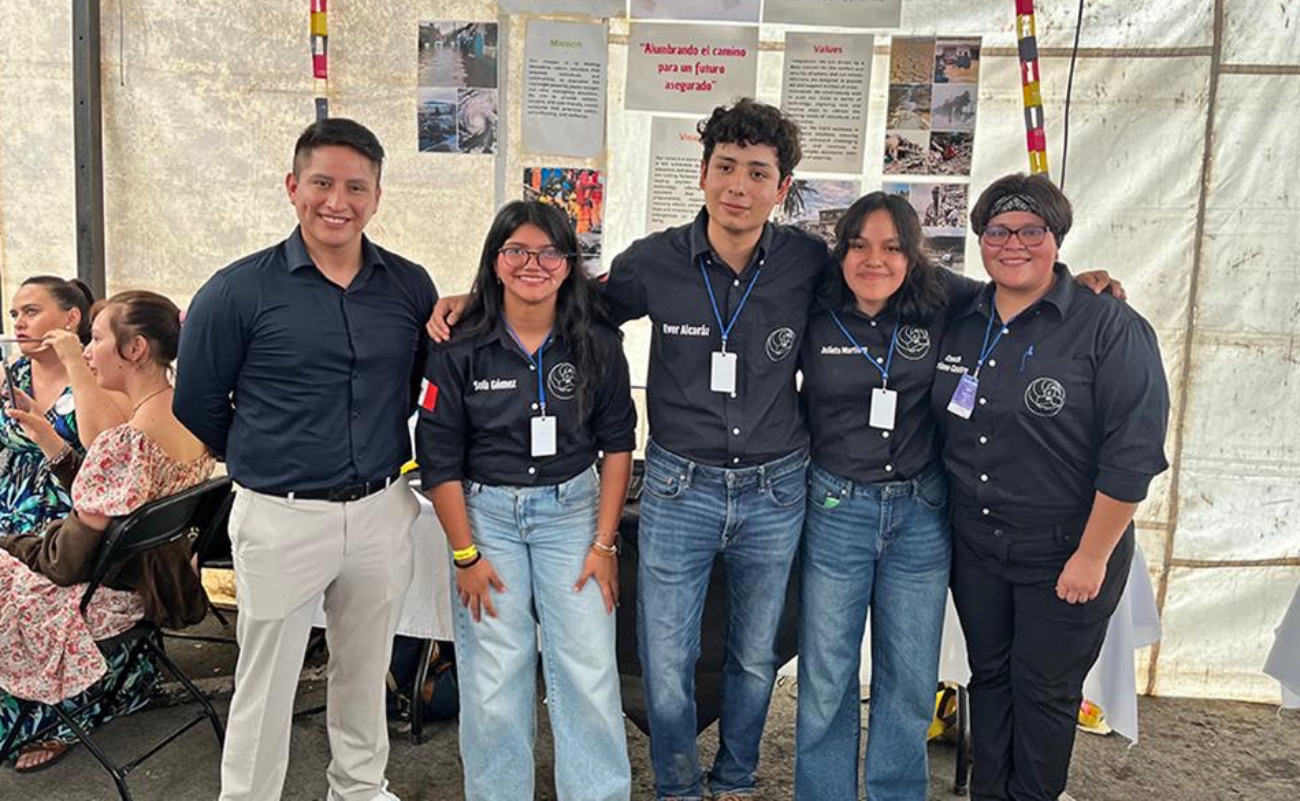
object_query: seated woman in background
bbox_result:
[1,276,131,534]
[0,290,213,773]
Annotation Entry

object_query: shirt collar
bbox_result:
[687,206,775,270]
[284,226,385,274]
[961,262,1075,321]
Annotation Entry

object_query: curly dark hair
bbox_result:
[818,192,949,326]
[457,201,615,417]
[697,98,802,181]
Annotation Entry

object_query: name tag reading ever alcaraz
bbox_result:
[711,350,737,394]
[947,373,979,420]
[531,415,557,457]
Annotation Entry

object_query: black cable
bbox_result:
[1060,0,1086,190]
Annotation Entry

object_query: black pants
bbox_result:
[951,516,1133,801]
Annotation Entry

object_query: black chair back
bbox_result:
[80,476,234,615]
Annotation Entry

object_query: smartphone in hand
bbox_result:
[3,361,18,411]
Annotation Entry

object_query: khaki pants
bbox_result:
[219,480,418,801]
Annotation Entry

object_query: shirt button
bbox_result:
[527,466,536,475]
[529,365,536,371]
[1001,327,1009,335]
[876,356,884,364]
[870,320,877,327]
[982,507,990,515]
[730,391,737,399]
[884,464,893,472]
[531,402,539,411]
[979,435,988,444]
[978,397,987,406]
[733,279,740,287]
[988,359,997,368]
[732,457,740,464]
[980,474,989,482]
[881,431,890,439]
[731,427,740,435]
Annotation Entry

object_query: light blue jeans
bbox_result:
[637,441,808,800]
[455,467,630,801]
[795,462,951,801]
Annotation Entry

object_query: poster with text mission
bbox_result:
[522,20,607,158]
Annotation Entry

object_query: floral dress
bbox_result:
[0,357,81,535]
[0,425,215,747]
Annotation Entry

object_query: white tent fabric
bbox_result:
[0,1,1296,702]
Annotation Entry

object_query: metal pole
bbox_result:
[72,0,107,299]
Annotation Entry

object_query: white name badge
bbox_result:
[710,350,737,394]
[947,373,979,420]
[531,415,557,457]
[870,387,898,430]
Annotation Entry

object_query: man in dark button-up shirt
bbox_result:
[603,99,833,801]
[176,119,435,801]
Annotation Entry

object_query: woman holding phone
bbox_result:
[1,277,130,535]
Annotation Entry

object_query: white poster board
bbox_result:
[522,20,607,158]
[780,32,873,175]
[625,23,759,115]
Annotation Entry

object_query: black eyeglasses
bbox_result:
[981,225,1050,247]
[498,247,570,271]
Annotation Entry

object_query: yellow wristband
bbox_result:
[452,544,478,562]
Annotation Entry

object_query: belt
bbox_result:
[262,471,402,503]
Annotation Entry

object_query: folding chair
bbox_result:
[0,476,232,801]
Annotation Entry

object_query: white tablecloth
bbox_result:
[313,485,456,641]
[1264,581,1300,709]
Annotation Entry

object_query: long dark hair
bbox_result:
[819,192,948,326]
[20,275,96,343]
[457,200,614,415]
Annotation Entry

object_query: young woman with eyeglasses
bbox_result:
[931,173,1170,800]
[415,200,636,801]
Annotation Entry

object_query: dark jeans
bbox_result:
[950,515,1133,801]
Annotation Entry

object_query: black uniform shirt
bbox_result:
[801,306,943,483]
[174,227,436,493]
[604,207,832,467]
[931,263,1171,527]
[416,320,637,488]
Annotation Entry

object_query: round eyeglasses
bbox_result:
[498,247,570,271]
[981,225,1050,247]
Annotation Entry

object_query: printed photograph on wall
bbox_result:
[523,168,606,276]
[418,22,499,154]
[775,180,861,249]
[883,36,981,177]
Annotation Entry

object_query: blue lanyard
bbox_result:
[503,322,553,414]
[828,311,899,388]
[975,308,1008,379]
[699,256,762,352]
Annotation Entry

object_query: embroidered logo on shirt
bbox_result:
[896,326,932,361]
[547,362,577,401]
[765,327,796,362]
[1024,377,1066,417]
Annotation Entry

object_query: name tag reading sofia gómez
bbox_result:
[531,415,557,457]
[711,350,737,394]
[947,373,978,419]
[870,387,898,430]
